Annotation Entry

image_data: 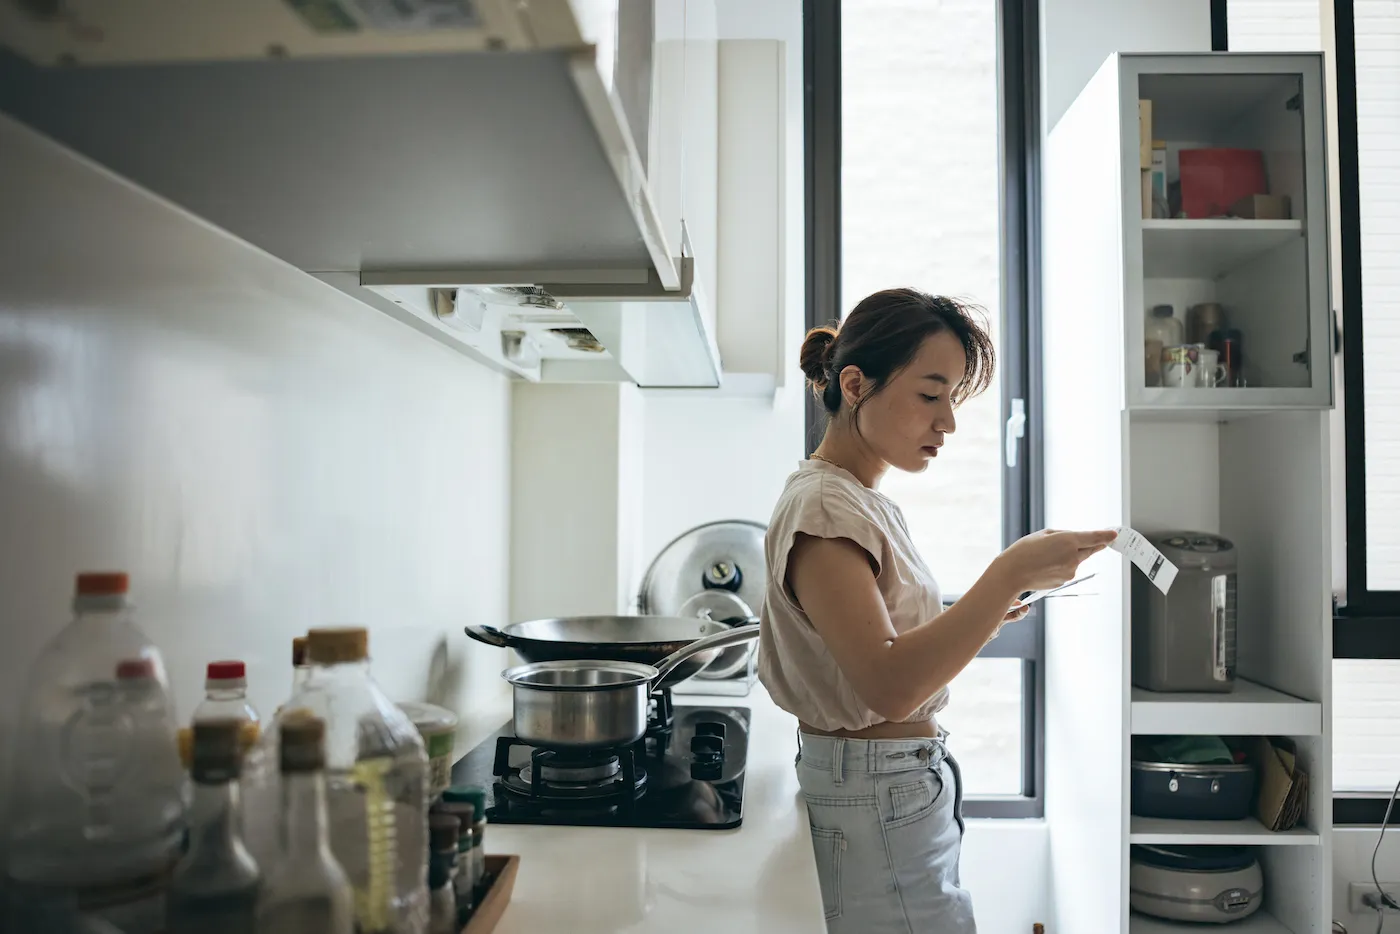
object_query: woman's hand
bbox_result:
[1003,601,1030,624]
[993,528,1118,594]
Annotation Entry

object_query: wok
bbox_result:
[464,615,737,687]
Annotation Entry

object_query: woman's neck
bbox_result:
[812,421,887,489]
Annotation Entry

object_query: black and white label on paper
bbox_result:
[1111,527,1178,594]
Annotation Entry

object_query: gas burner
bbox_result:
[452,703,750,830]
[493,739,646,804]
[647,689,675,735]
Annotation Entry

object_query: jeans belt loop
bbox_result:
[832,737,846,785]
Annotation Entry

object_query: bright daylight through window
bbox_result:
[1230,0,1400,794]
[841,0,1020,795]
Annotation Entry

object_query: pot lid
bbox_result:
[639,520,767,617]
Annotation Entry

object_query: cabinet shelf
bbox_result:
[1130,912,1295,933]
[1131,679,1322,736]
[1141,219,1304,279]
[1129,816,1320,846]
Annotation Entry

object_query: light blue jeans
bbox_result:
[795,732,975,934]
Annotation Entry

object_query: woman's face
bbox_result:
[842,330,966,474]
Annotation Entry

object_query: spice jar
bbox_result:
[1187,302,1227,346]
[1145,305,1182,387]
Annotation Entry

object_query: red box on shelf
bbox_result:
[1177,148,1267,218]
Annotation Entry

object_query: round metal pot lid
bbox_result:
[638,519,767,617]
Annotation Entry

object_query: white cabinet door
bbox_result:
[716,39,786,381]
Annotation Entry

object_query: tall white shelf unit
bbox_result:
[1042,53,1333,933]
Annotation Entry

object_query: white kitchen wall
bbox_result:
[0,115,512,785]
[510,382,644,621]
[1041,0,1211,130]
[1334,826,1400,932]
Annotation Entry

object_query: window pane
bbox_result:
[840,0,1003,596]
[1353,1,1400,587]
[1334,659,1400,792]
[936,658,1024,796]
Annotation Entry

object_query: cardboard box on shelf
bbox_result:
[1149,144,1168,218]
[1248,736,1309,832]
[1138,100,1153,169]
[1230,193,1292,220]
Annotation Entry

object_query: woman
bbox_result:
[759,288,1115,933]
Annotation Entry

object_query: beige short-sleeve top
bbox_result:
[758,458,949,732]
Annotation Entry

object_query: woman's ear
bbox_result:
[838,365,866,409]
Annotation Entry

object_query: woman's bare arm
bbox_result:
[787,534,1019,721]
[787,528,1114,722]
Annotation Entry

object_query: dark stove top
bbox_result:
[448,703,750,830]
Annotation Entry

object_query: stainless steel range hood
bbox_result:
[0,0,721,387]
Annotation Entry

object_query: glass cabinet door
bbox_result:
[1122,54,1332,410]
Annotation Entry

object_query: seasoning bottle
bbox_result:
[255,714,353,934]
[265,627,429,934]
[427,814,461,934]
[194,660,261,755]
[468,788,489,898]
[166,719,261,934]
[272,636,311,718]
[438,791,476,917]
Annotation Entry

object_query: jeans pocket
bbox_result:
[809,826,845,921]
[884,769,946,828]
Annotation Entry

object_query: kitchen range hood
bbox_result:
[0,0,721,387]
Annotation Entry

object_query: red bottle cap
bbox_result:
[76,572,129,596]
[206,660,245,681]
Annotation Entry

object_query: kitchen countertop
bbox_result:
[451,684,827,934]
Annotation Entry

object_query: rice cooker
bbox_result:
[1131,532,1238,693]
[1130,844,1263,924]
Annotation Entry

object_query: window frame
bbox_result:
[802,0,1045,818]
[1220,0,1400,820]
[1330,0,1400,823]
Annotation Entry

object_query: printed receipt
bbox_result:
[1111,527,1179,594]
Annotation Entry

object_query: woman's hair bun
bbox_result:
[799,326,838,387]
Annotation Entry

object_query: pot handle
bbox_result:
[651,625,762,686]
[464,623,511,648]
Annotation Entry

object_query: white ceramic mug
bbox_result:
[1197,348,1229,388]
[1161,344,1201,388]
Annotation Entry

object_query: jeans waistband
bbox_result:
[796,730,949,776]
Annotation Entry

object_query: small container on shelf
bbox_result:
[400,701,459,800]
[1144,305,1182,387]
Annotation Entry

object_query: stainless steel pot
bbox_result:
[502,626,762,749]
[465,615,730,686]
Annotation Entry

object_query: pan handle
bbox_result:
[464,623,511,648]
[651,625,762,687]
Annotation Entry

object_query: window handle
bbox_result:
[1005,398,1027,468]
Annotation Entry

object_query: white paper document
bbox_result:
[1111,527,1178,594]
